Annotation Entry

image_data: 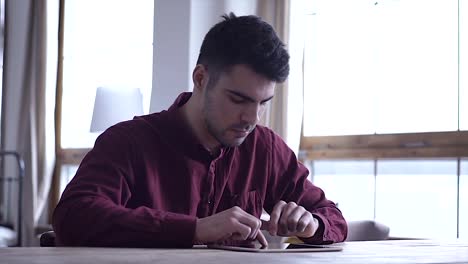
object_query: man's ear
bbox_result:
[192,64,208,92]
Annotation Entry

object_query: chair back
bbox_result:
[346,220,390,241]
[39,231,56,247]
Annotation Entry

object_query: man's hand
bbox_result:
[262,201,320,238]
[194,206,268,247]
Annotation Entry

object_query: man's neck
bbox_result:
[180,95,221,154]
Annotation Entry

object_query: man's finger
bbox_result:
[227,217,252,241]
[287,206,306,232]
[297,213,318,238]
[269,201,286,235]
[235,210,261,229]
[248,225,260,240]
[256,230,268,248]
[228,208,262,240]
[240,217,261,240]
[296,211,313,233]
[278,202,297,235]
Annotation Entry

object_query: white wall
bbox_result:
[150,0,192,113]
[150,0,257,113]
[188,0,257,83]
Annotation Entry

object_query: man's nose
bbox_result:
[241,104,263,125]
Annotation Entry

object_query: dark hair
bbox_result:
[196,12,289,84]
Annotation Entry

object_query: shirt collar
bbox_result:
[161,92,227,162]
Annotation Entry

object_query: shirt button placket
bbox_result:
[207,162,217,212]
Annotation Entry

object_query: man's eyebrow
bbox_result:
[227,90,274,103]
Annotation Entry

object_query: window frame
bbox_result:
[300,131,468,160]
[299,0,468,161]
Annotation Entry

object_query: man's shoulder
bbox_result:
[99,111,167,141]
[245,125,292,154]
[250,125,282,142]
[112,111,166,130]
[242,125,280,150]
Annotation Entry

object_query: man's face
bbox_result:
[201,64,275,148]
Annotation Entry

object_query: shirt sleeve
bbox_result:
[265,131,348,244]
[52,124,197,248]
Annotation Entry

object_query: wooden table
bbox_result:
[1,240,467,264]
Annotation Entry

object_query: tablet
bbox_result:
[208,243,343,253]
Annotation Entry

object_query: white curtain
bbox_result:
[2,0,58,246]
[256,0,305,155]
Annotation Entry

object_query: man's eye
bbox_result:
[230,97,245,104]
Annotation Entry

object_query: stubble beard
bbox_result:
[203,97,247,148]
[204,114,246,148]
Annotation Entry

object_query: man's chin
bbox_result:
[221,137,247,148]
[218,128,255,147]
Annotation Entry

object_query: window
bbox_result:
[56,0,154,195]
[300,0,468,239]
[303,0,460,137]
[61,0,154,149]
[300,0,468,160]
[461,0,468,130]
[309,159,461,239]
[375,160,458,239]
[310,160,375,221]
[460,159,468,239]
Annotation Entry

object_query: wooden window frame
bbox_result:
[50,0,91,218]
[300,131,468,160]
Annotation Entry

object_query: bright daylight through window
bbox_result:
[301,0,468,239]
[303,0,463,136]
[61,0,154,149]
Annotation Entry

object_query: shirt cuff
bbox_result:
[159,212,197,247]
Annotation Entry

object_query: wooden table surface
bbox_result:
[1,240,467,264]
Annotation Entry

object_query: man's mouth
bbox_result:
[231,128,250,138]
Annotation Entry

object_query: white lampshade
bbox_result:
[90,87,144,132]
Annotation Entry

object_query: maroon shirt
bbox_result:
[53,93,347,247]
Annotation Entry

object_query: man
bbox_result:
[53,13,347,248]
